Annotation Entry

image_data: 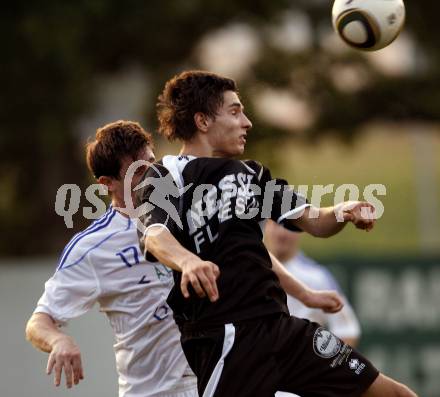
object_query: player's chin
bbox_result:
[234,143,246,155]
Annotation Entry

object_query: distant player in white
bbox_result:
[25,121,198,397]
[265,220,361,347]
[265,220,361,397]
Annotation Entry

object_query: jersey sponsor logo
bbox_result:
[313,327,342,359]
[348,358,366,374]
[188,172,260,253]
[116,246,140,268]
[136,162,304,239]
[188,172,260,233]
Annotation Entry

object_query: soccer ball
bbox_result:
[332,0,406,51]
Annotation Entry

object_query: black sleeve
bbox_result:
[247,161,308,232]
[135,162,182,259]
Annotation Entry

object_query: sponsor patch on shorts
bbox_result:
[312,327,342,359]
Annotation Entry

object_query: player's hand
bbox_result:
[340,201,376,231]
[180,259,220,302]
[302,289,344,313]
[47,336,84,388]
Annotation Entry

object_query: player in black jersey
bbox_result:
[137,71,418,397]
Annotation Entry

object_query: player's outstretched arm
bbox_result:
[269,252,343,313]
[25,312,84,388]
[294,201,376,238]
[145,226,220,302]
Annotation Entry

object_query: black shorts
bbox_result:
[180,313,379,397]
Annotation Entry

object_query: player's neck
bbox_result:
[111,196,131,218]
[180,141,216,158]
[180,135,233,158]
[280,248,299,263]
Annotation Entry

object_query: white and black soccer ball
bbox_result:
[332,0,406,51]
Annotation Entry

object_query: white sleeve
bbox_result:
[326,298,361,340]
[302,265,361,339]
[34,256,100,325]
[318,269,361,339]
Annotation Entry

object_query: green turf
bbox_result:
[256,128,440,259]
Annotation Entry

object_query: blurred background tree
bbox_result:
[0,0,439,256]
[1,3,440,395]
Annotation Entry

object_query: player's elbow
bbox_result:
[25,316,36,343]
[145,232,161,255]
[25,313,49,344]
[144,226,170,254]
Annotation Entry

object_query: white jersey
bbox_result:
[34,206,196,397]
[284,252,361,340]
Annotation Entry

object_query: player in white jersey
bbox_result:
[265,220,361,347]
[26,121,198,397]
[26,120,346,397]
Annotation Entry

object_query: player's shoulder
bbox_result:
[147,155,192,189]
[242,159,263,169]
[144,158,169,177]
[159,155,254,183]
[57,207,119,270]
[242,159,262,172]
[242,159,271,181]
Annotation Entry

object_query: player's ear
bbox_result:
[98,176,116,193]
[194,112,210,133]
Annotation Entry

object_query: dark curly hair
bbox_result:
[86,120,152,179]
[157,70,237,141]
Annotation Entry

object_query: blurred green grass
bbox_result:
[251,128,440,260]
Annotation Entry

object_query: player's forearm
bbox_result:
[270,252,344,313]
[145,226,200,272]
[25,313,69,353]
[269,252,312,303]
[295,206,347,238]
